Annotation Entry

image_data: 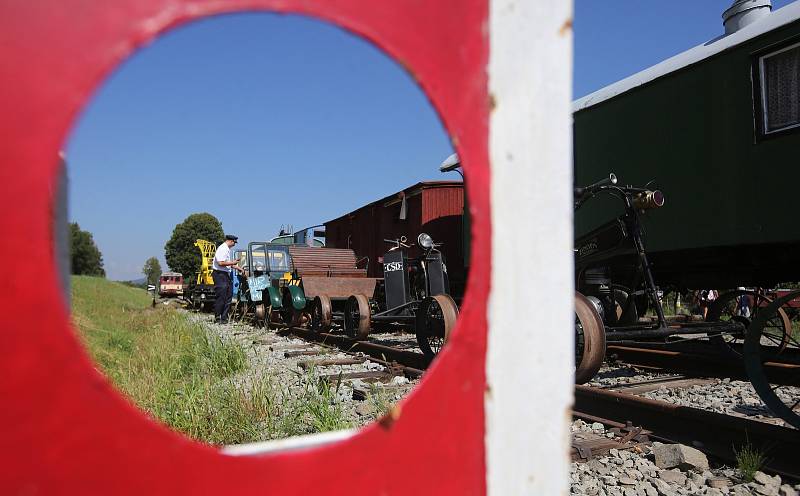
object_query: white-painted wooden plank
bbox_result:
[487,0,574,494]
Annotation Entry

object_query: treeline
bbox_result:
[69,212,225,285]
[70,222,105,277]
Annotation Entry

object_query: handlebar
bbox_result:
[573,173,617,200]
[384,237,411,249]
[574,173,665,211]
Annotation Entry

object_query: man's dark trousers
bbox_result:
[212,269,233,323]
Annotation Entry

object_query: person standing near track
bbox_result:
[212,234,243,324]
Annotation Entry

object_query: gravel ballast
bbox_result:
[187,309,797,492]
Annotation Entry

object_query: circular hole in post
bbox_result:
[61,11,475,450]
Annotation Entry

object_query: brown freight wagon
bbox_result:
[324,181,467,299]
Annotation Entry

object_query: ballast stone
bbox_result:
[755,471,781,488]
[657,469,686,485]
[653,443,709,471]
[779,484,799,496]
[707,477,731,488]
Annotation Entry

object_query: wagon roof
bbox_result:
[324,180,463,224]
[572,2,800,113]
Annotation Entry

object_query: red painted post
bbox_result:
[0,1,490,494]
[0,1,574,494]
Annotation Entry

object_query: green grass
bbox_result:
[71,276,352,445]
[367,382,395,418]
[734,439,766,482]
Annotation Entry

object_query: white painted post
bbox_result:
[487,1,574,494]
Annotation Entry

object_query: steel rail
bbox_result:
[228,310,800,477]
[285,326,428,377]
[574,385,800,480]
[276,320,800,479]
[606,344,800,386]
[608,340,800,364]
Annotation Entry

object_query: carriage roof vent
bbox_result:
[723,0,772,35]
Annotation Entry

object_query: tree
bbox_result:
[69,222,105,277]
[165,213,224,281]
[142,257,162,286]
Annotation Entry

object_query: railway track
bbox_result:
[575,384,800,479]
[276,322,800,476]
[207,310,800,479]
[284,326,428,376]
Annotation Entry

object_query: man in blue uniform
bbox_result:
[212,234,243,324]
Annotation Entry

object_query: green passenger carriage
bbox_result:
[573,2,800,289]
[571,2,800,428]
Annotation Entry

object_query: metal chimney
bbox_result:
[723,0,772,34]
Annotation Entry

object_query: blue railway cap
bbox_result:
[225,234,238,242]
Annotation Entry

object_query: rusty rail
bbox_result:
[574,385,800,480]
[284,326,427,377]
[279,321,800,479]
[606,344,800,386]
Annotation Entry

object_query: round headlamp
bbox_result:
[417,233,434,250]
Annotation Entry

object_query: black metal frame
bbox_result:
[574,176,744,342]
[368,236,451,323]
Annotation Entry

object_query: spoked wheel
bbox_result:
[707,290,792,354]
[311,295,333,332]
[344,294,371,340]
[415,294,458,359]
[575,291,607,385]
[744,290,800,429]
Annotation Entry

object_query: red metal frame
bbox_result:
[0,1,490,494]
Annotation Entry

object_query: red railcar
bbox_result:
[324,181,467,299]
[158,272,184,297]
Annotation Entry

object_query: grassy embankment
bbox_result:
[71,275,352,445]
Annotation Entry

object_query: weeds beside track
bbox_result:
[71,276,352,445]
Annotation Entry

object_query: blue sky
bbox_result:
[65,1,796,280]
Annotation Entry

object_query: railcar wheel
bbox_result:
[295,310,311,328]
[344,294,371,340]
[744,290,800,429]
[575,291,606,385]
[707,290,791,354]
[191,291,201,311]
[255,303,266,321]
[279,290,295,326]
[255,303,272,329]
[416,295,458,359]
[311,295,333,332]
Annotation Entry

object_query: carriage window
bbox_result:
[267,250,289,271]
[251,252,266,272]
[759,41,800,134]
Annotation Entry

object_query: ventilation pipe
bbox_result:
[723,0,772,34]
